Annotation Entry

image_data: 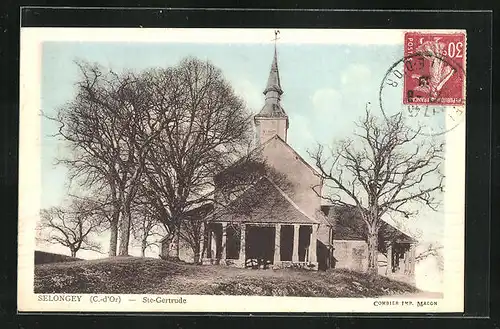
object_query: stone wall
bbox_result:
[333,240,368,272]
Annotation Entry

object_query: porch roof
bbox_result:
[210,177,319,225]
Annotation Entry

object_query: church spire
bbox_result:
[263,43,283,96]
[254,30,289,145]
[256,30,287,118]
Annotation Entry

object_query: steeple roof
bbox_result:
[255,43,287,118]
[263,48,283,95]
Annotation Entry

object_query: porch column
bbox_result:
[308,225,317,263]
[274,224,281,263]
[239,224,246,264]
[221,223,227,260]
[200,224,206,261]
[210,227,216,259]
[292,224,300,262]
[404,248,410,274]
[386,241,393,276]
[409,243,416,275]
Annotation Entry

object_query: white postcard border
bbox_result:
[18,27,465,313]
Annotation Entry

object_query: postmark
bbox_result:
[379,31,466,136]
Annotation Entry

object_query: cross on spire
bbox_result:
[255,29,286,119]
[272,30,280,44]
[254,29,289,143]
[272,30,281,58]
[263,30,283,97]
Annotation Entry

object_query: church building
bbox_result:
[160,43,417,278]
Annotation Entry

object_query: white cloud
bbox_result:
[310,64,372,125]
[340,63,372,90]
[311,88,343,117]
[231,78,262,114]
[305,63,374,136]
[287,113,315,154]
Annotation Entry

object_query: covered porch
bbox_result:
[382,239,417,279]
[202,222,319,270]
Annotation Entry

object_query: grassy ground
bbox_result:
[34,256,420,297]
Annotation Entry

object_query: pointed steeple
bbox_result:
[263,47,283,96]
[256,33,287,118]
[254,31,289,145]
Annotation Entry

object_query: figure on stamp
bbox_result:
[412,39,455,102]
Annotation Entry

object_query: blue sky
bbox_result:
[40,40,445,243]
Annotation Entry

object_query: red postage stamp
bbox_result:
[403,32,466,106]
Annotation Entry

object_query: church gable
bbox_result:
[260,135,322,218]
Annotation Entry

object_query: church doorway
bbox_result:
[245,225,275,268]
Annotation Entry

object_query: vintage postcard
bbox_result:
[18,28,466,313]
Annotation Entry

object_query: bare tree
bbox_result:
[38,199,104,257]
[47,56,290,260]
[130,202,165,257]
[415,242,444,271]
[309,109,444,273]
[48,61,163,256]
[177,203,214,264]
[139,57,254,260]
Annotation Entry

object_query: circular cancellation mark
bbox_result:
[379,52,466,137]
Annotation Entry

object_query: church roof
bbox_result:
[320,205,417,243]
[257,102,287,119]
[211,176,319,225]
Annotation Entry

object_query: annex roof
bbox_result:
[320,205,417,243]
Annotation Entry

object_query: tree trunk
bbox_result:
[175,230,181,259]
[70,249,77,258]
[197,228,207,264]
[193,242,201,265]
[200,230,207,262]
[367,226,379,274]
[165,225,181,260]
[162,234,172,258]
[167,229,180,261]
[118,205,131,256]
[108,211,119,257]
[141,237,147,257]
